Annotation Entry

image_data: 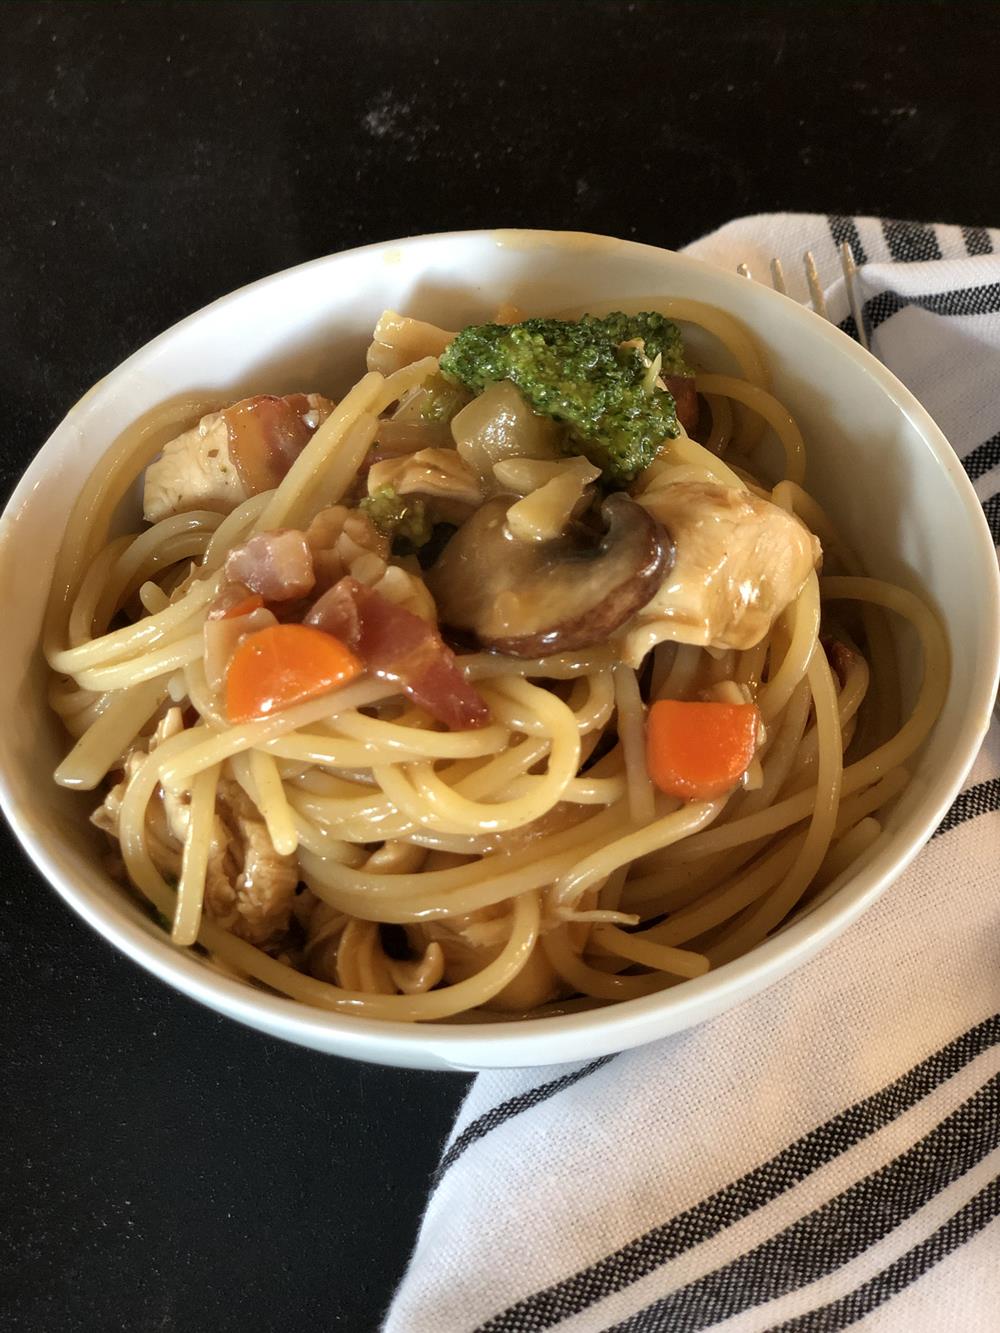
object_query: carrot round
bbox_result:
[646,699,760,801]
[226,623,363,723]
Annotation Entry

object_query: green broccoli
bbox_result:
[360,485,433,551]
[438,312,691,485]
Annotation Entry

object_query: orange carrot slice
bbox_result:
[226,623,362,723]
[646,699,760,801]
[222,592,265,620]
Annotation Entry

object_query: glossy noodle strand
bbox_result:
[45,301,948,1021]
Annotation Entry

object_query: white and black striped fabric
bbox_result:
[385,216,1000,1333]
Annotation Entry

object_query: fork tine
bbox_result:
[839,241,870,352]
[803,251,828,320]
[740,247,871,354]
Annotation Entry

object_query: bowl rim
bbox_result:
[2,227,998,1066]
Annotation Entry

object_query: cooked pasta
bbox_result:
[45,299,948,1022]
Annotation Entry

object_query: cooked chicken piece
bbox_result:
[200,779,299,946]
[368,447,483,525]
[143,410,247,523]
[94,710,298,949]
[636,481,821,651]
[143,393,332,523]
[92,708,187,880]
[305,505,435,621]
[158,776,299,947]
[305,504,388,591]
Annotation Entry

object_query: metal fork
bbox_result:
[736,242,869,351]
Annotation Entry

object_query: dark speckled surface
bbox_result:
[2,3,1000,1330]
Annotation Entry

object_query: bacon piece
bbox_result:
[663,374,699,435]
[305,576,490,730]
[224,529,316,601]
[222,393,334,494]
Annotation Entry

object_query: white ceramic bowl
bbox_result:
[1,230,997,1070]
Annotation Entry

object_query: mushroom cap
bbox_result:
[428,493,673,658]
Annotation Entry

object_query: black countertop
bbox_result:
[3,4,999,1330]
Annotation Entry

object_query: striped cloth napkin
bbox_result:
[385,215,1000,1333]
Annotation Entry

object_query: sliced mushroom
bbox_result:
[428,494,673,657]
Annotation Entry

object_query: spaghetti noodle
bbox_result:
[45,300,948,1022]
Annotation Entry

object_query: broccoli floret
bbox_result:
[438,312,691,485]
[587,312,689,376]
[360,485,433,551]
